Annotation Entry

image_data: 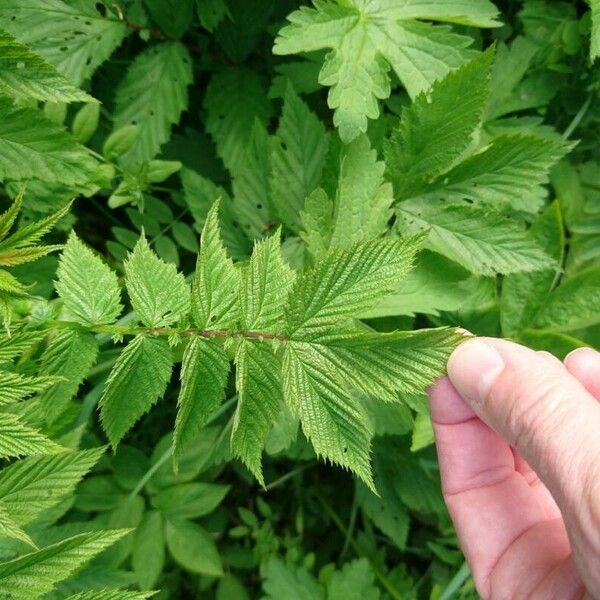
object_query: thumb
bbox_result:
[447,337,600,591]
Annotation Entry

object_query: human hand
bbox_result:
[428,338,600,599]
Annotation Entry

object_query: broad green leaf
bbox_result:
[217,575,250,600]
[99,335,173,448]
[0,502,35,547]
[0,99,105,187]
[240,233,295,332]
[0,448,104,526]
[411,412,434,451]
[274,1,499,141]
[132,510,164,590]
[396,200,555,276]
[113,42,193,166]
[204,68,273,174]
[302,134,393,257]
[66,591,156,600]
[385,50,493,199]
[231,120,275,240]
[124,237,190,327]
[0,413,62,459]
[518,329,585,360]
[144,0,194,38]
[38,330,99,426]
[327,558,380,600]
[56,233,122,326]
[0,372,58,406]
[533,267,600,332]
[192,202,240,329]
[232,340,284,485]
[72,102,100,144]
[261,557,323,600]
[197,0,231,31]
[0,529,128,599]
[502,202,564,336]
[165,518,223,576]
[282,341,374,489]
[591,0,600,60]
[0,29,93,102]
[174,337,230,466]
[0,0,127,85]
[151,482,229,519]
[309,328,461,402]
[286,237,422,335]
[270,85,330,231]
[420,135,571,213]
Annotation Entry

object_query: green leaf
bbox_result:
[232,340,284,484]
[0,0,127,85]
[327,558,380,600]
[0,372,58,406]
[231,120,275,240]
[270,85,330,231]
[65,590,156,600]
[302,134,393,257]
[274,1,499,141]
[396,200,555,276]
[0,329,43,364]
[309,328,461,402]
[502,202,564,336]
[174,337,230,466]
[0,98,105,187]
[0,502,36,547]
[99,335,173,448]
[0,448,104,526]
[240,232,295,332]
[132,510,164,590]
[286,237,422,335]
[144,0,194,38]
[165,518,223,576]
[103,125,140,161]
[38,330,99,426]
[151,482,229,518]
[124,237,190,327]
[197,0,231,31]
[533,267,600,332]
[204,68,272,174]
[0,529,128,599]
[113,42,193,166]
[591,0,600,60]
[56,233,122,326]
[282,341,374,489]
[192,202,240,329]
[385,50,493,200]
[261,557,323,600]
[72,102,100,144]
[0,29,93,102]
[419,134,571,213]
[0,413,63,459]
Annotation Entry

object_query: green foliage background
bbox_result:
[0,0,598,598]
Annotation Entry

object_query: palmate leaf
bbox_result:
[0,413,63,459]
[56,233,122,326]
[124,237,190,328]
[192,202,240,329]
[396,200,555,276]
[286,237,422,335]
[274,0,500,141]
[0,99,105,187]
[113,42,193,166]
[0,448,104,526]
[0,529,128,600]
[204,68,273,174]
[282,341,374,489]
[385,50,493,199]
[0,0,128,85]
[270,85,330,231]
[174,337,230,466]
[0,29,93,102]
[99,335,173,448]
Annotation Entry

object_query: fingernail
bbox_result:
[564,346,597,364]
[447,339,505,407]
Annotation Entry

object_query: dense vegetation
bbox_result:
[0,0,598,598]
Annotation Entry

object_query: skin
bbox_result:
[428,338,600,600]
